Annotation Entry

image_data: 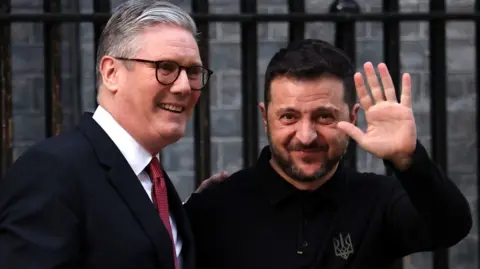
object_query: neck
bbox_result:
[269,159,339,191]
[98,99,170,155]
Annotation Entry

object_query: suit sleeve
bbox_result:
[0,148,83,269]
[384,141,472,257]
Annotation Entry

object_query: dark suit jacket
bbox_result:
[0,113,195,269]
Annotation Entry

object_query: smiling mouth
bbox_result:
[158,103,185,113]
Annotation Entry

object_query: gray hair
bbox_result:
[95,0,198,87]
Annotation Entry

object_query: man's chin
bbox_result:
[286,166,328,183]
[157,125,185,142]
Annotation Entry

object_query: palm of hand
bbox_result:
[337,62,418,162]
[361,101,416,159]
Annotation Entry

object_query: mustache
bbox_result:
[287,142,329,151]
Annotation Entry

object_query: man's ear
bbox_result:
[350,103,360,125]
[99,56,120,93]
[258,102,268,134]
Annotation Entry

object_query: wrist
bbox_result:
[390,155,414,171]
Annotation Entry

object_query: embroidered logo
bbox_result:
[333,233,354,260]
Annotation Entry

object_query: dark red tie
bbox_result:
[147,156,179,269]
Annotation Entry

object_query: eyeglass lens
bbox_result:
[156,61,209,89]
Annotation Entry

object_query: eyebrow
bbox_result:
[277,105,340,115]
[154,56,203,67]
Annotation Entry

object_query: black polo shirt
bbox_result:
[184,142,471,269]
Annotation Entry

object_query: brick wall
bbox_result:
[9,0,477,267]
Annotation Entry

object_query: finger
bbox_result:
[400,73,412,108]
[336,121,365,145]
[364,62,385,103]
[195,172,228,193]
[354,72,373,111]
[208,171,229,182]
[211,171,229,182]
[378,63,397,102]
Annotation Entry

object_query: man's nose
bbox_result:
[170,69,191,95]
[295,121,318,145]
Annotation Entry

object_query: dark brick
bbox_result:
[218,23,240,42]
[12,113,46,142]
[11,23,37,44]
[162,139,195,171]
[447,40,475,72]
[267,23,288,41]
[447,110,475,140]
[220,72,242,108]
[209,3,238,13]
[356,40,384,68]
[446,22,474,40]
[12,45,44,75]
[356,23,368,40]
[220,140,243,173]
[168,172,195,202]
[211,108,242,137]
[12,78,37,112]
[412,111,431,137]
[399,40,429,70]
[210,43,241,70]
[448,139,476,174]
[305,22,335,44]
[400,22,422,40]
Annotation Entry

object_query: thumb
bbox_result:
[336,121,365,144]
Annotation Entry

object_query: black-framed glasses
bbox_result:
[115,57,213,90]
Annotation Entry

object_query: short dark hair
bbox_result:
[264,39,356,110]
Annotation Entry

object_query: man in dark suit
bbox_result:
[0,1,214,268]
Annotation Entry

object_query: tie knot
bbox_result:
[147,156,163,180]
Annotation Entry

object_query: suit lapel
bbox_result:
[77,113,176,268]
[163,171,195,269]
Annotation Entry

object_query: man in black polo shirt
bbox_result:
[184,39,472,269]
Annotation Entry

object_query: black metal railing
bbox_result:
[0,0,478,268]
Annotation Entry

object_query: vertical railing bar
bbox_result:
[67,0,82,124]
[383,0,403,268]
[383,0,401,106]
[0,0,12,178]
[93,0,111,108]
[475,1,480,269]
[192,0,211,187]
[329,0,360,171]
[44,0,62,137]
[241,0,258,168]
[429,0,448,268]
[288,0,305,42]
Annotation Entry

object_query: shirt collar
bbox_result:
[256,146,349,207]
[92,105,157,175]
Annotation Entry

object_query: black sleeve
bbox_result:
[0,148,83,269]
[184,186,220,269]
[384,141,472,257]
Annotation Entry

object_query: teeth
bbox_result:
[159,104,184,112]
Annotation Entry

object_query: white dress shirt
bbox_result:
[92,106,183,268]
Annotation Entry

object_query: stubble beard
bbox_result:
[266,125,348,183]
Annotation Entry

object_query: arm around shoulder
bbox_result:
[0,148,83,269]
